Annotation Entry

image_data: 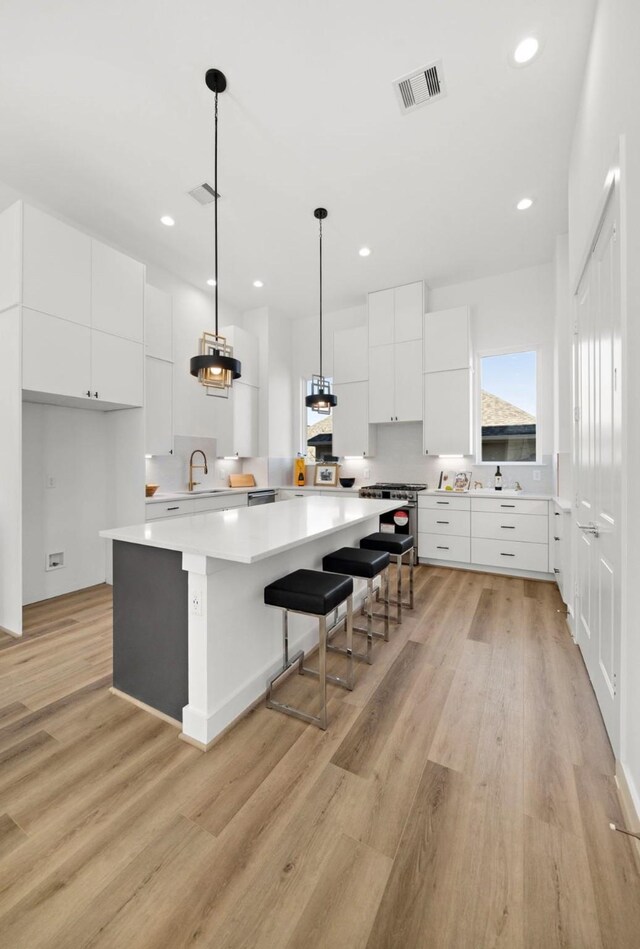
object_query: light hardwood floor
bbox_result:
[1,568,639,948]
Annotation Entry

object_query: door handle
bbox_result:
[577,522,599,537]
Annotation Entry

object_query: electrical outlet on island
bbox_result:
[533,469,541,482]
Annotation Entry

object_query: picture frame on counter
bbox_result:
[438,470,472,492]
[314,463,339,486]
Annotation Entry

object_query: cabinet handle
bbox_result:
[436,545,450,550]
[167,506,179,511]
[86,390,91,397]
[436,501,449,505]
[500,504,516,508]
[554,512,561,516]
[436,520,449,525]
[94,391,99,399]
[500,525,515,529]
[500,553,515,557]
[554,536,560,541]
[553,568,560,574]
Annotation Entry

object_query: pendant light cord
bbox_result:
[319,215,323,380]
[214,89,219,337]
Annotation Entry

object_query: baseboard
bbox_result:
[418,558,554,582]
[109,687,182,729]
[0,624,21,639]
[615,759,640,868]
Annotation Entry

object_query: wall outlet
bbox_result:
[190,588,203,617]
[45,474,56,489]
[363,468,370,480]
[45,551,64,571]
[533,469,541,482]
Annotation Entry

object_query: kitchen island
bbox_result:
[101,496,397,748]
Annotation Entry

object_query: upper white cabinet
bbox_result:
[22,204,92,326]
[0,201,22,313]
[423,306,471,372]
[91,240,144,342]
[145,356,173,454]
[333,326,368,384]
[216,382,259,458]
[395,341,423,421]
[332,381,376,456]
[368,281,424,347]
[91,331,143,407]
[423,368,472,455]
[144,284,173,361]
[22,308,91,399]
[222,324,259,388]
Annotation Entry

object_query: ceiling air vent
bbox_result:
[188,182,219,205]
[394,60,446,114]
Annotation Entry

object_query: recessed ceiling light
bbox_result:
[207,278,216,286]
[513,36,539,65]
[160,215,175,227]
[517,197,533,211]
[253,280,264,288]
[359,247,371,257]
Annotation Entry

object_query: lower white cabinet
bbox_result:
[216,382,259,458]
[332,381,376,456]
[22,308,143,409]
[145,357,173,454]
[146,493,246,521]
[419,494,551,576]
[423,368,472,455]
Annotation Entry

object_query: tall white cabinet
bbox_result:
[215,325,260,458]
[422,306,473,455]
[144,284,173,455]
[368,281,424,424]
[332,325,377,457]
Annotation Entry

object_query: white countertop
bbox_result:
[145,484,361,504]
[103,496,397,564]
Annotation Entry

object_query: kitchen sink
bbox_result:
[174,489,228,496]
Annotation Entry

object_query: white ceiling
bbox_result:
[0,0,595,317]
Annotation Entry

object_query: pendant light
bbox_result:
[190,68,241,397]
[305,207,337,414]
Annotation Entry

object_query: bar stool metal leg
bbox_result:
[306,593,355,690]
[408,546,415,610]
[318,616,328,730]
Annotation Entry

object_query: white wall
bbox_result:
[22,403,110,604]
[568,0,640,813]
[0,307,22,633]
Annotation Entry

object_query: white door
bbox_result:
[368,289,394,347]
[333,381,374,456]
[91,331,143,407]
[423,368,472,455]
[393,281,423,343]
[22,308,91,400]
[233,382,259,457]
[575,184,622,752]
[369,344,395,422]
[145,356,173,454]
[91,240,144,342]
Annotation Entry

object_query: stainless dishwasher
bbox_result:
[247,489,277,506]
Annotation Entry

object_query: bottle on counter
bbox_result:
[494,465,503,491]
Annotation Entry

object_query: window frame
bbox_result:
[474,344,541,465]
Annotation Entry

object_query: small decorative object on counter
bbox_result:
[145,484,159,497]
[474,481,483,490]
[453,471,472,492]
[514,480,523,492]
[313,463,339,486]
[494,465,503,491]
[294,455,306,486]
[339,477,355,488]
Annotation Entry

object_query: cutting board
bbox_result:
[229,473,256,488]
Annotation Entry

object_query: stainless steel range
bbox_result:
[359,483,427,552]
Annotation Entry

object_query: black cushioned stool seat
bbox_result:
[321,546,390,664]
[322,547,390,579]
[359,532,414,555]
[265,568,353,616]
[359,532,416,623]
[264,568,355,730]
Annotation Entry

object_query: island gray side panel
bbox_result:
[112,541,188,721]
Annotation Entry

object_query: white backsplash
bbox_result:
[145,435,242,493]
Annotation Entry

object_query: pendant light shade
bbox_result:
[305,208,337,414]
[190,68,241,396]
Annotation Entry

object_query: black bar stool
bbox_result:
[359,532,415,623]
[321,547,390,665]
[264,568,354,730]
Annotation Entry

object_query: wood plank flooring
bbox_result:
[0,568,638,947]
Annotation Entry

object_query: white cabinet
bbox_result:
[368,282,424,424]
[22,308,91,399]
[423,368,472,455]
[333,326,368,384]
[216,382,259,458]
[333,381,377,457]
[22,205,92,326]
[91,331,143,407]
[145,492,246,521]
[91,240,144,342]
[423,306,471,372]
[145,357,173,454]
[368,282,424,347]
[144,285,173,360]
[222,324,259,388]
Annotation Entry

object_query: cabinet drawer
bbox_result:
[471,538,549,573]
[191,495,247,514]
[419,533,471,563]
[145,501,194,520]
[419,494,470,512]
[470,497,549,516]
[420,509,470,536]
[471,512,548,544]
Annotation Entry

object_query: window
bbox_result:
[479,351,537,462]
[304,378,334,463]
